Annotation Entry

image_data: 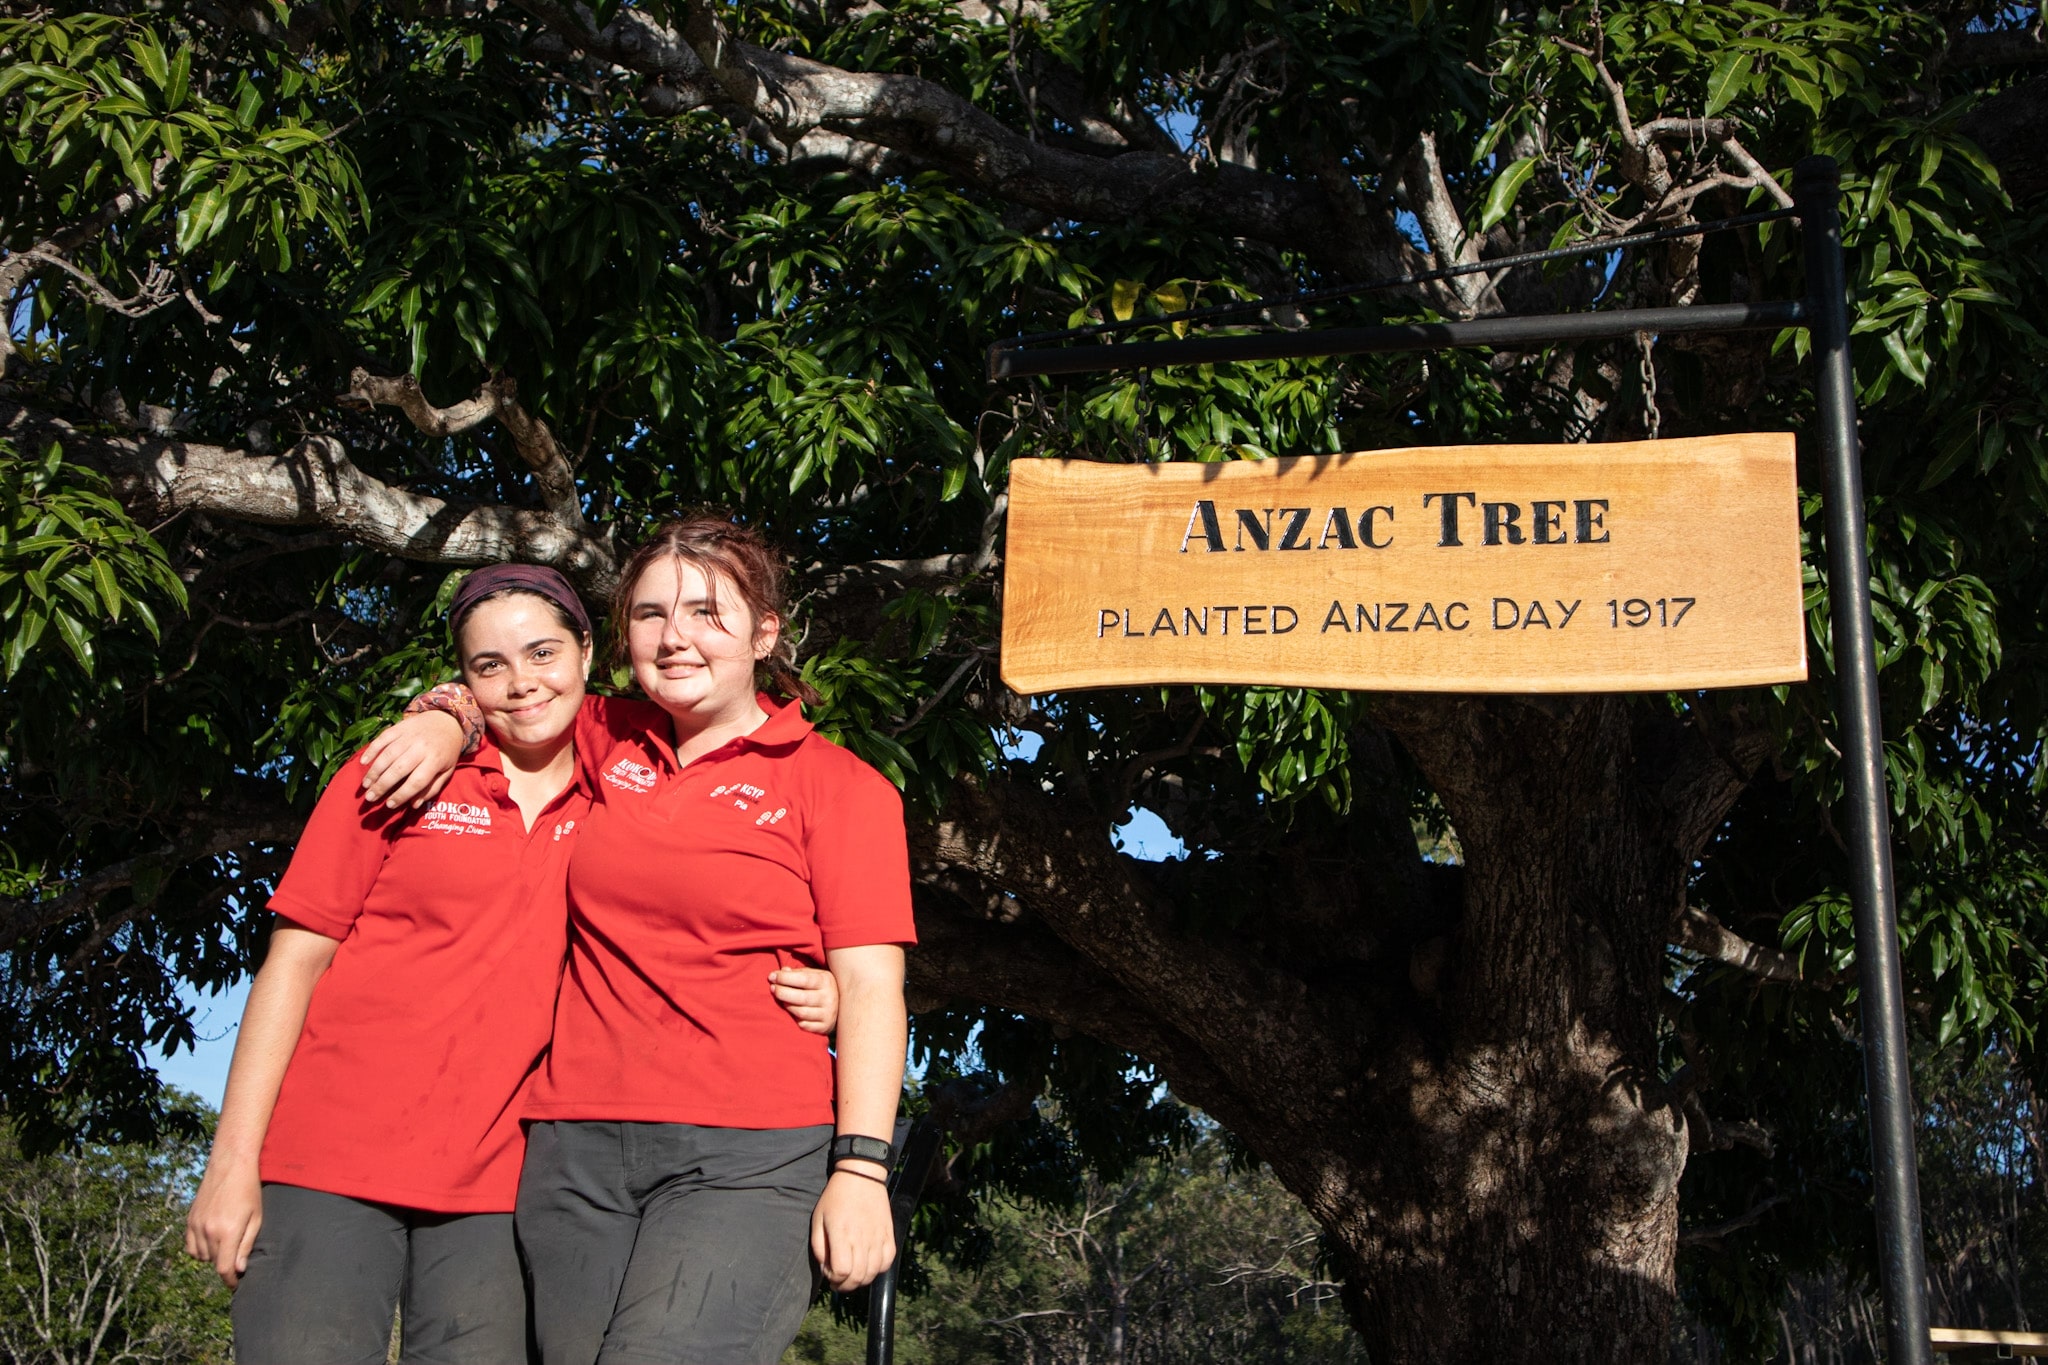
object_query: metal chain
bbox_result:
[1637,330,1661,439]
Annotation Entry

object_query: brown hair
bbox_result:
[609,513,820,706]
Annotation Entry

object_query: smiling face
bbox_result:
[625,554,778,730]
[457,593,592,760]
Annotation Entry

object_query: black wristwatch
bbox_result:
[829,1134,895,1173]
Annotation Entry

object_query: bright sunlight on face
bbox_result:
[625,555,777,726]
[458,594,591,759]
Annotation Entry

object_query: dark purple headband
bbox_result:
[449,564,592,640]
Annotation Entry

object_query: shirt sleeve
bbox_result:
[805,757,917,951]
[573,694,668,787]
[266,753,403,941]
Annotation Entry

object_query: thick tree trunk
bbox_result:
[1315,697,1690,1361]
[912,694,1730,1363]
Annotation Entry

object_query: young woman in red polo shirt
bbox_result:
[360,518,915,1365]
[182,565,839,1365]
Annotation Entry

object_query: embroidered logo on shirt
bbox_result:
[708,781,767,811]
[754,807,788,827]
[603,758,659,795]
[420,800,493,836]
[553,819,578,842]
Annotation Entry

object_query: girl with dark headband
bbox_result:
[183,564,838,1364]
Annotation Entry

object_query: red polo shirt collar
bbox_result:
[640,693,814,773]
[461,732,597,800]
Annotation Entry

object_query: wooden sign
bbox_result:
[1000,435,1807,695]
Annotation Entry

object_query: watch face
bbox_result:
[833,1135,894,1163]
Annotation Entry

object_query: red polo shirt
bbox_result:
[260,696,660,1211]
[524,697,916,1129]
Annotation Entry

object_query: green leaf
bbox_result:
[1918,141,1944,186]
[176,187,222,252]
[1882,330,1929,386]
[1480,155,1538,232]
[127,34,169,92]
[938,459,968,503]
[49,607,93,674]
[1781,72,1823,118]
[1703,50,1750,117]
[1918,422,1979,491]
[164,44,189,110]
[128,593,160,642]
[90,556,121,621]
[2,607,42,679]
[1110,279,1142,323]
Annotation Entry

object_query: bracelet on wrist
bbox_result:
[831,1163,890,1185]
[404,683,485,756]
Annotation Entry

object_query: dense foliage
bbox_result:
[2,0,2043,1357]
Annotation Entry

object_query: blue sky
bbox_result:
[154,979,249,1108]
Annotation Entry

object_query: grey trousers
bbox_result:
[231,1183,528,1365]
[515,1120,832,1365]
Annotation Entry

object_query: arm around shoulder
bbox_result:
[358,707,470,809]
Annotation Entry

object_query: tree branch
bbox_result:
[1711,136,1795,209]
[2,400,616,587]
[1950,28,2048,68]
[1681,1091,1775,1157]
[1661,704,1778,858]
[1678,1193,1790,1246]
[907,883,1248,1127]
[191,0,371,52]
[1034,68,1179,157]
[1118,712,1205,807]
[340,369,589,531]
[3,252,181,319]
[339,369,500,436]
[1398,133,1499,317]
[1550,41,1793,222]
[0,155,175,378]
[921,772,1356,1121]
[1673,906,1805,983]
[807,489,1007,597]
[889,650,986,738]
[0,820,300,954]
[507,0,1411,278]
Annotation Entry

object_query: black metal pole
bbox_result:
[1794,154,1933,1365]
[866,1118,948,1365]
[989,299,1807,380]
[866,1259,900,1365]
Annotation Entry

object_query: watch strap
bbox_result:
[830,1134,895,1170]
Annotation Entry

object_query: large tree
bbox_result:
[3,0,2045,1359]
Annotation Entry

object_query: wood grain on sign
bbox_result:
[1000,435,1807,695]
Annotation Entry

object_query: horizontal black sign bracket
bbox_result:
[987,299,1809,381]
